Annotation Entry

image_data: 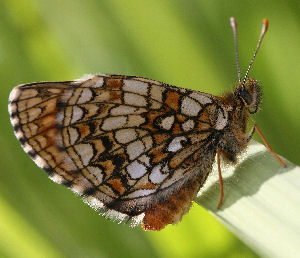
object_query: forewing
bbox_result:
[8,74,224,227]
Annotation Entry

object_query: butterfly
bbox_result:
[8,18,285,231]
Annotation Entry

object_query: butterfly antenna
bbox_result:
[230,17,241,83]
[242,18,269,87]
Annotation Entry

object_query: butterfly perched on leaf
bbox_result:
[8,18,285,231]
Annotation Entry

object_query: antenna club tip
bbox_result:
[230,17,237,27]
[263,18,269,32]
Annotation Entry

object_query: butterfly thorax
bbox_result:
[218,78,261,162]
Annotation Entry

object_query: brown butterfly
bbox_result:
[8,17,285,231]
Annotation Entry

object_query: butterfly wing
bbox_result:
[8,74,227,230]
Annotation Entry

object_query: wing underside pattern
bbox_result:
[9,74,227,228]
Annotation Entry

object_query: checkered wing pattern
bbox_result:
[8,74,227,230]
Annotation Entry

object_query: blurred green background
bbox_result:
[0,0,299,257]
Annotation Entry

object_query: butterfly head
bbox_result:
[235,78,261,114]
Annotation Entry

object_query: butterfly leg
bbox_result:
[216,148,235,208]
[217,148,224,208]
[247,124,286,167]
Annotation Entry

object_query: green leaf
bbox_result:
[196,140,299,258]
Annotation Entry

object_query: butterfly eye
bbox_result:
[238,79,261,114]
[239,90,252,106]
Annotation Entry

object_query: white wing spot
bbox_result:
[77,88,93,104]
[115,129,137,144]
[215,109,228,130]
[150,85,165,102]
[167,136,187,152]
[123,80,148,95]
[71,106,84,123]
[74,143,94,166]
[101,116,127,131]
[189,92,212,105]
[127,140,145,160]
[182,119,195,131]
[149,164,168,184]
[126,189,156,198]
[181,96,201,116]
[158,115,174,130]
[68,127,79,145]
[19,89,39,100]
[127,161,147,179]
[124,93,147,107]
[126,115,145,127]
[94,77,104,88]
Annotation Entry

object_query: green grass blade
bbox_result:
[196,140,299,258]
